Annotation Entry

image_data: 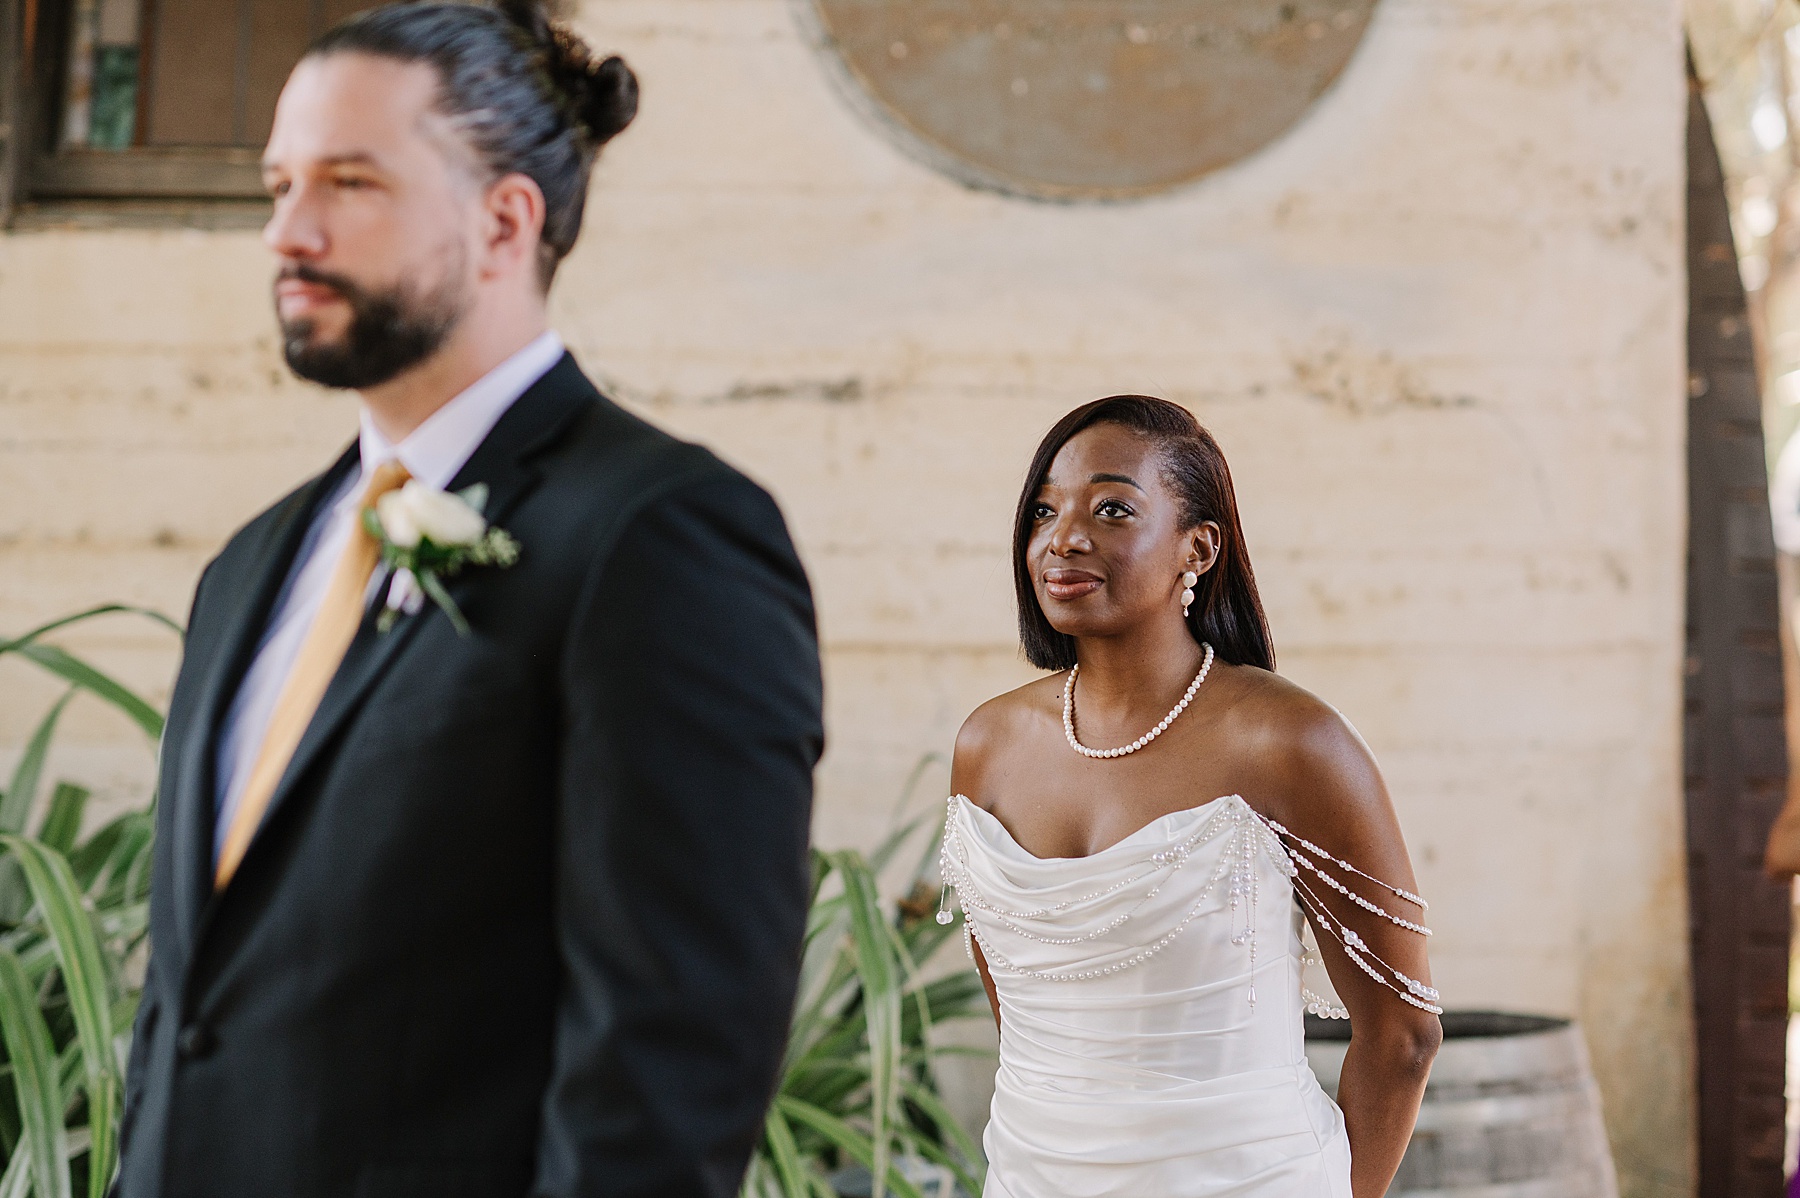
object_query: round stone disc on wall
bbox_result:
[803,0,1378,201]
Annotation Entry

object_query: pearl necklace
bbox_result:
[1063,642,1215,759]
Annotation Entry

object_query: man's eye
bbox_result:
[335,176,372,191]
[267,180,290,199]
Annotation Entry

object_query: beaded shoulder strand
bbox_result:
[1242,808,1442,1017]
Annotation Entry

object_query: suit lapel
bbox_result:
[205,355,594,907]
[444,354,590,529]
[169,444,360,956]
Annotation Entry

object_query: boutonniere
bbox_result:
[364,481,520,635]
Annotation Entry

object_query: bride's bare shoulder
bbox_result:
[1223,665,1352,738]
[1218,666,1386,823]
[952,674,1064,805]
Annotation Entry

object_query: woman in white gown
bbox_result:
[941,396,1441,1198]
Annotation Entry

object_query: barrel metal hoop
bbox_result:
[1409,1083,1606,1133]
[1393,1173,1613,1198]
[1424,1028,1593,1089]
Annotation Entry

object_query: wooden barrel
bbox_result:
[1305,1011,1620,1198]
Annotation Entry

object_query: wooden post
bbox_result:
[1685,55,1794,1198]
[0,0,21,226]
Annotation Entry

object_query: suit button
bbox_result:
[176,1025,216,1060]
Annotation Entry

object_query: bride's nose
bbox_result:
[1047,514,1092,557]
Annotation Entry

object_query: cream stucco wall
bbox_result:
[0,0,1692,1192]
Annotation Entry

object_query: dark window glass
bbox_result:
[57,0,140,150]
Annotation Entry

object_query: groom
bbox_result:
[115,5,823,1197]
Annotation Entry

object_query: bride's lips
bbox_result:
[1042,568,1104,601]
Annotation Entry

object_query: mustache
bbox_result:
[275,263,368,302]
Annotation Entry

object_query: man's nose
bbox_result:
[263,183,328,260]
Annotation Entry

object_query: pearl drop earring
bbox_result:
[1180,571,1198,617]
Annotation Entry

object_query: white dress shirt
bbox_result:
[211,331,565,861]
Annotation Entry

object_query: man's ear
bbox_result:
[482,172,548,282]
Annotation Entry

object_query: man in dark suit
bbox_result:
[116,5,823,1197]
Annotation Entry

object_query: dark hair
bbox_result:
[1012,395,1274,672]
[308,1,638,288]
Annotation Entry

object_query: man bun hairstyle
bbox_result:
[493,0,637,145]
[1013,395,1275,674]
[308,0,638,288]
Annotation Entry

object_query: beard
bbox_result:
[276,256,468,390]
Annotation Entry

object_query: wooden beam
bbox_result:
[29,145,262,197]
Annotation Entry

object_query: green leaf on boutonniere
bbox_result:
[360,506,386,545]
[467,527,521,570]
[416,569,471,638]
[456,482,490,514]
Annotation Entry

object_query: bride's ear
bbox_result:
[1190,523,1223,574]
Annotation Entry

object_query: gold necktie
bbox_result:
[215,460,412,889]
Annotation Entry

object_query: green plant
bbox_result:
[743,759,992,1198]
[0,605,177,1198]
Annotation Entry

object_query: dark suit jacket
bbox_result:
[116,356,824,1198]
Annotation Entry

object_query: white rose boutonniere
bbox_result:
[364,481,520,635]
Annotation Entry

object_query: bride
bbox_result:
[940,396,1442,1197]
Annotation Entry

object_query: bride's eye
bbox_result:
[1096,499,1134,518]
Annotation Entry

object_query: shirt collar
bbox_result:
[355,330,565,493]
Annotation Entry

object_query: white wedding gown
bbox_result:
[941,793,1356,1198]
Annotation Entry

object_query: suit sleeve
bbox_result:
[117,552,221,1179]
[532,468,824,1198]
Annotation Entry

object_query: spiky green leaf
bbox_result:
[37,786,90,858]
[761,1106,811,1198]
[9,646,161,742]
[0,838,118,1196]
[829,849,908,1198]
[2,691,78,837]
[900,1080,985,1193]
[0,606,181,655]
[0,948,70,1198]
[0,1139,28,1198]
[772,1097,925,1198]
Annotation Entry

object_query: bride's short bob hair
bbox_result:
[1013,395,1274,673]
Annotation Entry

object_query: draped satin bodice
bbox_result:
[945,794,1352,1198]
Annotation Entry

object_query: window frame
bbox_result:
[4,0,266,218]
[28,146,263,198]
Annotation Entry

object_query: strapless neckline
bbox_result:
[952,792,1242,863]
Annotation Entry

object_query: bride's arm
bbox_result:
[1259,693,1442,1198]
[970,939,1001,1033]
[952,705,1004,1033]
